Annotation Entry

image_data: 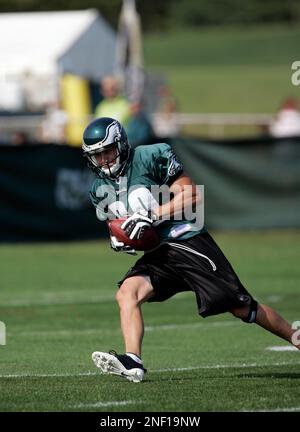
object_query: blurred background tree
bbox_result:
[1,0,299,136]
[1,0,300,31]
[0,0,172,31]
[168,0,300,28]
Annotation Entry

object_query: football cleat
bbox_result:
[91,350,146,383]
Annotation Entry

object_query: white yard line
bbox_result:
[0,292,192,308]
[0,292,286,308]
[265,295,282,304]
[72,400,141,408]
[0,372,97,378]
[266,346,298,352]
[0,360,299,379]
[1,294,115,308]
[8,320,239,338]
[146,321,238,331]
[153,360,300,373]
[244,407,300,412]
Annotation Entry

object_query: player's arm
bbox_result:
[122,145,201,239]
[153,172,201,221]
[122,172,201,239]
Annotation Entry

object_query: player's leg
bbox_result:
[188,233,299,349]
[116,275,155,357]
[230,303,300,349]
[92,275,154,382]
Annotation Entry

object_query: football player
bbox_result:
[82,117,300,383]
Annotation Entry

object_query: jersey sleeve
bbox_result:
[144,143,184,185]
[89,182,99,208]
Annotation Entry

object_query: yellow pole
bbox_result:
[60,74,91,146]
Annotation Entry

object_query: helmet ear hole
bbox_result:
[115,133,121,145]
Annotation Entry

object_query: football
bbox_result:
[107,217,160,251]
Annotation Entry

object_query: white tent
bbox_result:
[0,9,116,78]
[0,9,116,110]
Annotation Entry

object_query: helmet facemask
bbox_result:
[89,142,121,177]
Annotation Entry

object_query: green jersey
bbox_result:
[89,143,204,241]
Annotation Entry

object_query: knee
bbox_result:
[230,300,258,323]
[116,276,152,308]
[230,306,249,320]
[116,282,137,307]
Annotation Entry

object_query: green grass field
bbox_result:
[144,25,300,114]
[0,230,299,412]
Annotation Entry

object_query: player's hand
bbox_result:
[121,210,154,240]
[110,236,137,255]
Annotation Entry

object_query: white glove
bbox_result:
[110,236,137,255]
[121,210,155,240]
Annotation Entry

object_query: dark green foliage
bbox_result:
[168,0,300,28]
[0,0,300,31]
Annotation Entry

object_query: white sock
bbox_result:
[126,352,143,364]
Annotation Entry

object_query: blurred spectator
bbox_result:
[39,102,68,144]
[94,75,131,126]
[126,101,154,147]
[11,131,29,146]
[269,98,300,138]
[152,84,180,138]
[22,70,37,112]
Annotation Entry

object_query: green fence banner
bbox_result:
[0,144,104,242]
[1,137,300,242]
[171,136,300,229]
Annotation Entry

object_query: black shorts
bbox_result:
[118,232,255,318]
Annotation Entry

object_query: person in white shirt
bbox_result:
[269,98,300,138]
